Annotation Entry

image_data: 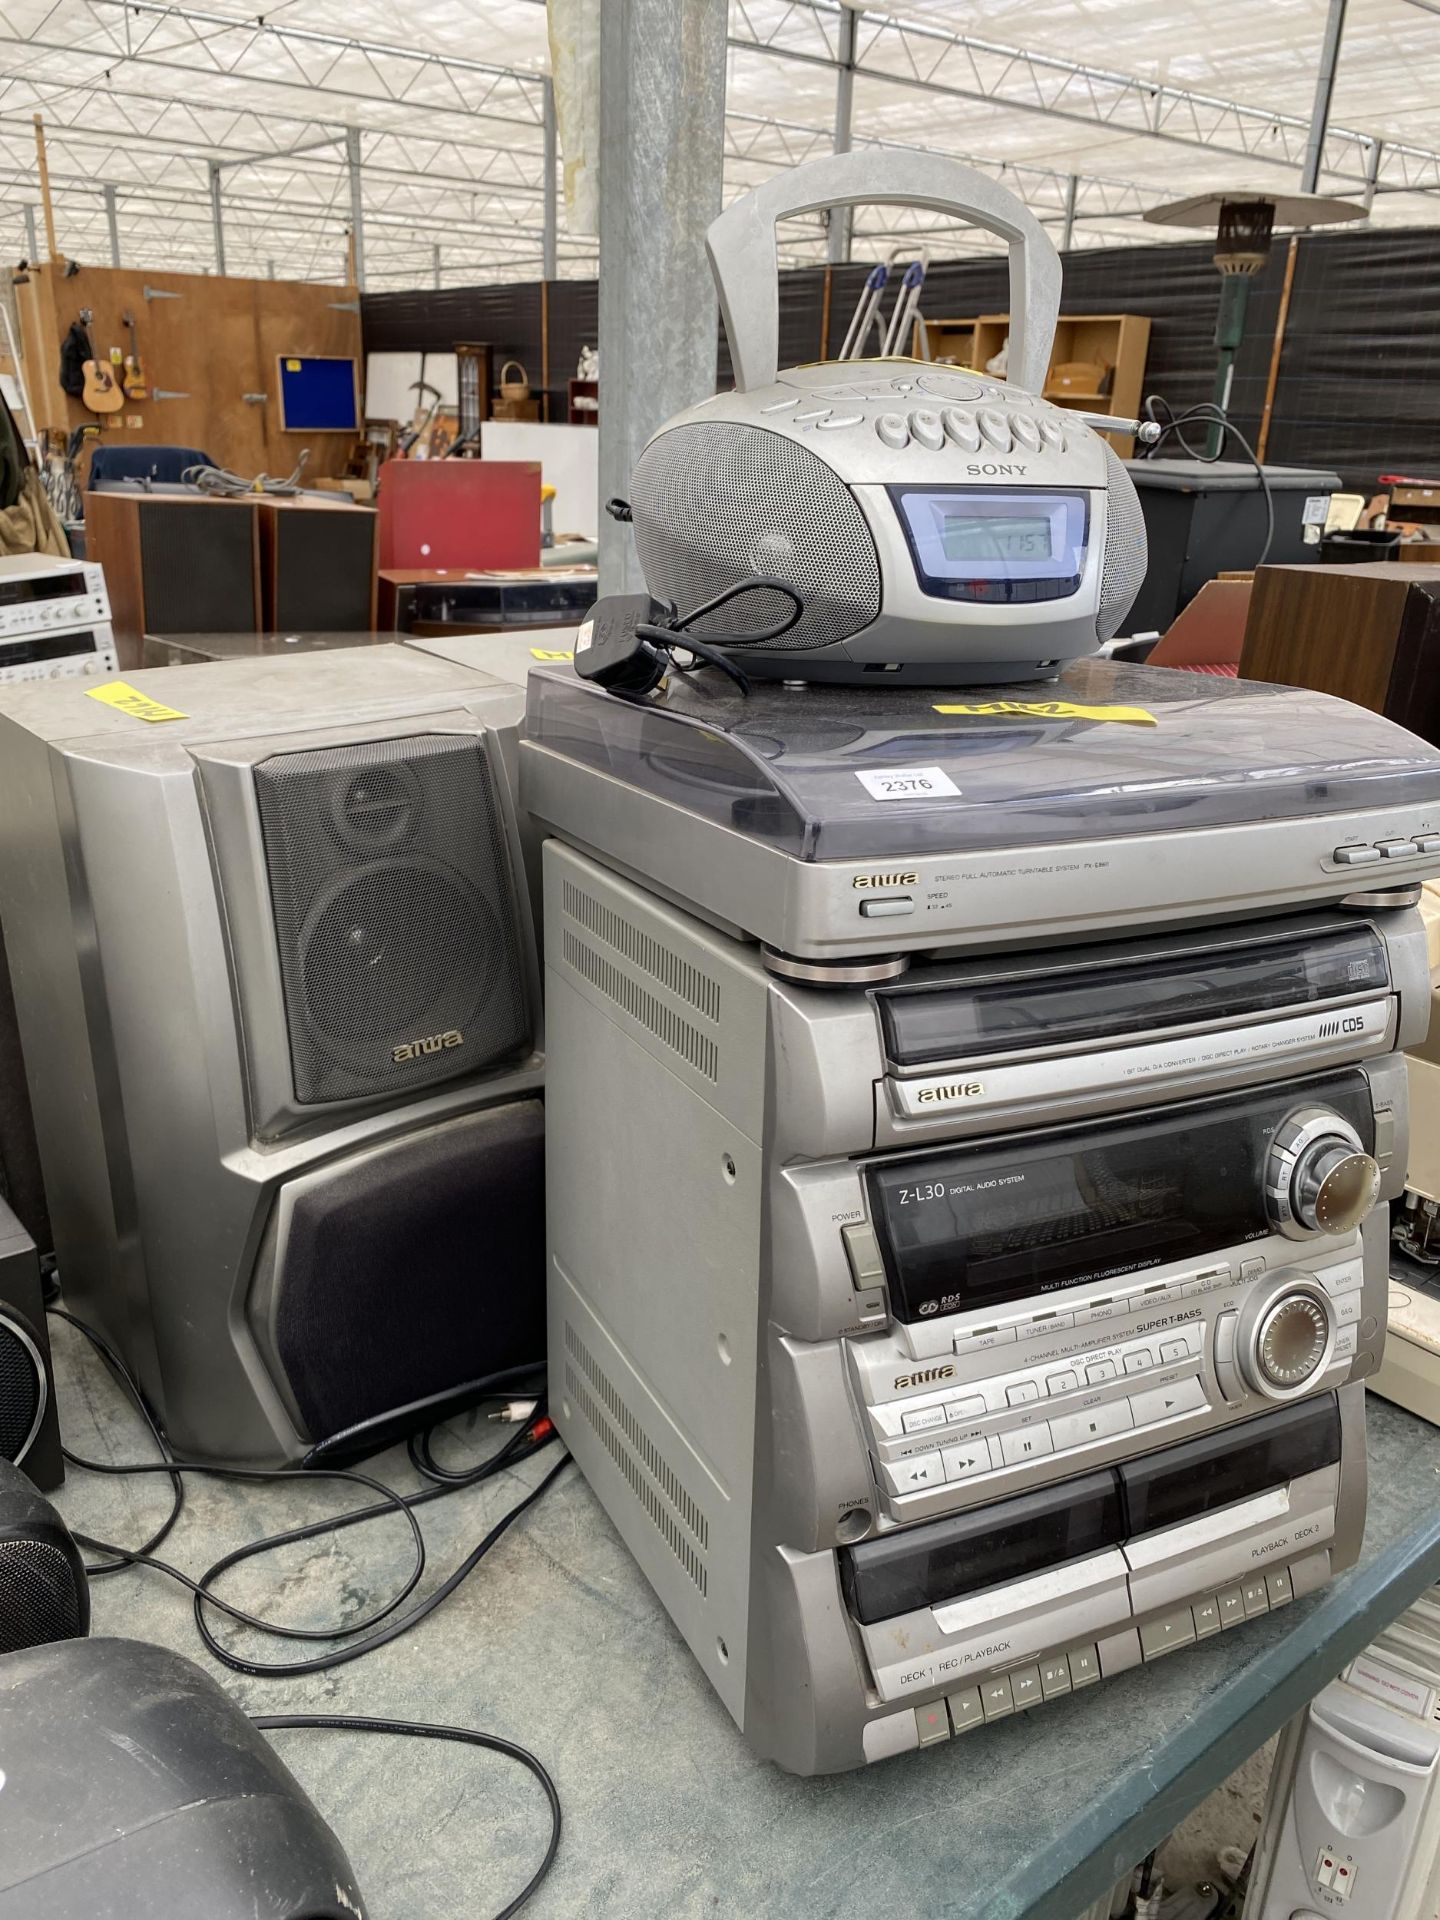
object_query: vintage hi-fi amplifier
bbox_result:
[0,555,116,685]
[542,826,1426,1774]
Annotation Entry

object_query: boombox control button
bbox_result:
[942,409,982,452]
[909,409,945,450]
[1129,1376,1208,1425]
[977,408,1012,451]
[1046,1370,1080,1395]
[1051,1400,1133,1449]
[940,1439,991,1480]
[1001,1425,1053,1465]
[882,1451,944,1495]
[876,413,910,449]
[1332,1291,1362,1327]
[842,1221,886,1287]
[1006,1382,1040,1406]
[1085,1359,1119,1384]
[760,396,800,413]
[1039,417,1066,451]
[1255,1292,1331,1389]
[947,1396,986,1423]
[901,1405,948,1434]
[1334,1325,1358,1358]
[1010,414,1042,452]
[814,413,863,430]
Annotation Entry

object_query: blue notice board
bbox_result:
[276,355,360,431]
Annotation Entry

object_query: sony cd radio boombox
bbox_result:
[627,149,1147,684]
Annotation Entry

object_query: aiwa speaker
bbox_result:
[0,1199,62,1490]
[0,646,544,1465]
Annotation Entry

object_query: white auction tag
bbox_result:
[854,765,960,801]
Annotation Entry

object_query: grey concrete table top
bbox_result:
[48,1316,1440,1920]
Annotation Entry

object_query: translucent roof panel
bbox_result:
[1,0,1436,285]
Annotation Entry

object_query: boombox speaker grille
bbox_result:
[630,420,881,651]
[0,1539,83,1653]
[254,734,529,1106]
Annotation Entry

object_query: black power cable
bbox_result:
[251,1715,561,1920]
[48,1302,568,1917]
[1138,395,1277,570]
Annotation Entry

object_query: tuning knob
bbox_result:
[1265,1107,1379,1240]
[1230,1273,1336,1402]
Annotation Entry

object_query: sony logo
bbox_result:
[917,1081,984,1103]
[392,1029,464,1064]
[853,871,919,890]
[965,462,1028,477]
[893,1364,955,1391]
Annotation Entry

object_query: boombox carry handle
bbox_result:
[706,148,1063,397]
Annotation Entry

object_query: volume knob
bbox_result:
[1234,1276,1336,1401]
[1266,1106,1379,1239]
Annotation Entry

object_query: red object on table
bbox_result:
[377,459,542,570]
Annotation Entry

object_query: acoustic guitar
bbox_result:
[121,311,147,401]
[80,321,124,416]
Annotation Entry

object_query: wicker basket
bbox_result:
[499,360,531,403]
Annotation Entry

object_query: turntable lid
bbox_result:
[523,658,1440,863]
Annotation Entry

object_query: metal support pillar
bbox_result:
[345,125,365,290]
[1300,0,1347,194]
[598,0,728,594]
[207,159,226,275]
[267,258,276,279]
[1362,138,1384,215]
[542,77,558,280]
[1060,173,1078,253]
[827,4,859,265]
[103,184,120,266]
[433,243,442,290]
[22,205,36,260]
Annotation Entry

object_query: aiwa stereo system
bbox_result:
[0,647,544,1465]
[522,642,1440,1774]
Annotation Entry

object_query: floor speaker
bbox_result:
[0,1199,62,1490]
[1240,562,1440,745]
[258,499,378,632]
[0,647,544,1464]
[84,492,260,667]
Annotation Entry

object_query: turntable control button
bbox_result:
[1010,414,1042,452]
[977,408,1012,451]
[1333,844,1381,865]
[876,412,910,449]
[909,409,945,450]
[942,409,982,451]
[1376,837,1419,858]
[1039,416,1066,450]
[859,896,914,918]
[1417,833,1440,853]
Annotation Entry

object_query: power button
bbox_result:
[859,897,915,919]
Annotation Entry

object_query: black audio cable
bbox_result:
[47,1303,567,1917]
[1137,395,1276,569]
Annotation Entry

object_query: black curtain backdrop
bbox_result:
[361,227,1440,489]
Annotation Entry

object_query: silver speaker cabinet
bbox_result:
[0,648,544,1465]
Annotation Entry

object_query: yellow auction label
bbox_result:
[932,700,1157,727]
[86,682,188,724]
[529,648,574,661]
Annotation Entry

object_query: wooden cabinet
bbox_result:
[916,311,1151,455]
[1239,562,1440,745]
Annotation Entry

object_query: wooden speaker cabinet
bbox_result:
[257,499,378,632]
[84,493,260,668]
[1240,562,1440,744]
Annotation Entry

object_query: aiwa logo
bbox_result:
[392,1029,464,1064]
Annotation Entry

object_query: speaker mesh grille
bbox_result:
[630,421,881,651]
[1098,441,1148,641]
[139,501,257,634]
[254,734,529,1105]
[270,1099,545,1443]
[272,510,376,631]
[0,1539,81,1653]
[0,1318,40,1463]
